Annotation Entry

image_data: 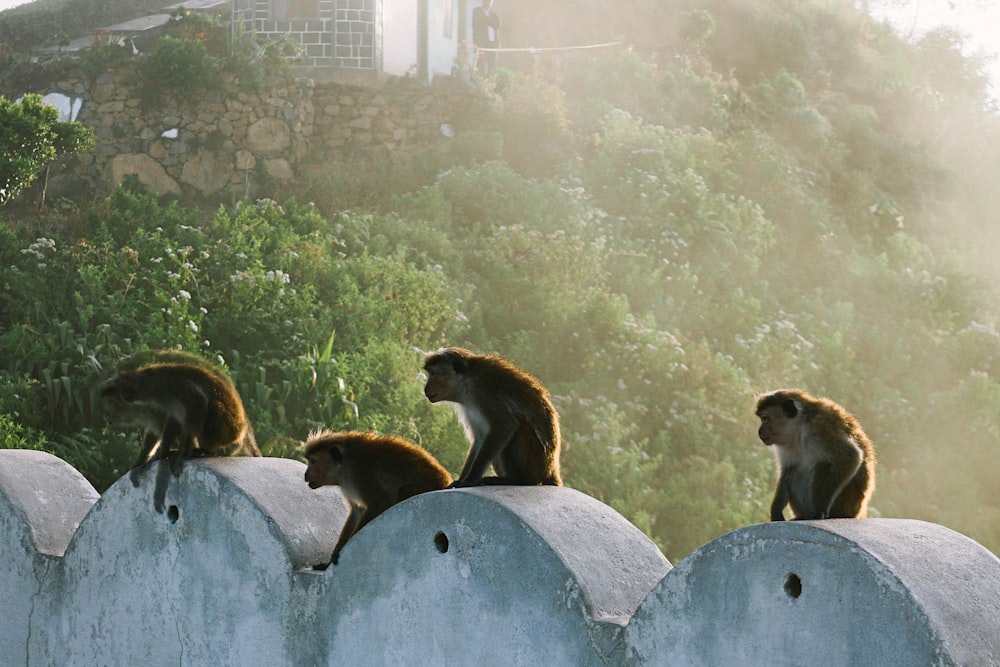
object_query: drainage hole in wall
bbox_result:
[434,532,449,553]
[167,505,180,524]
[784,573,802,599]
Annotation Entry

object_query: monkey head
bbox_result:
[100,372,139,405]
[422,347,472,403]
[303,430,347,489]
[99,372,153,430]
[755,390,804,446]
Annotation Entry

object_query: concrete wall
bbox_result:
[624,520,1000,666]
[425,0,460,82]
[382,0,418,77]
[1,449,998,666]
[0,450,99,666]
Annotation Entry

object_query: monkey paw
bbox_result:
[312,551,339,570]
[313,556,338,571]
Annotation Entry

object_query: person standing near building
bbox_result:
[472,0,501,76]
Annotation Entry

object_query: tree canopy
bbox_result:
[0,93,93,206]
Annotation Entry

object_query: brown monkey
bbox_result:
[100,362,257,481]
[109,349,260,462]
[423,346,562,488]
[755,389,876,521]
[116,348,234,377]
[303,430,452,569]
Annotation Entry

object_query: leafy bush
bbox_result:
[0,184,468,488]
[78,31,134,81]
[0,94,94,206]
[560,47,663,134]
[490,72,573,175]
[139,36,219,102]
[223,23,301,91]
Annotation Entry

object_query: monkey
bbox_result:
[422,346,562,488]
[303,430,452,569]
[755,389,876,521]
[108,349,260,463]
[103,350,260,482]
[115,348,231,376]
[100,362,258,486]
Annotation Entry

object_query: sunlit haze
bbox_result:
[871,1,1000,99]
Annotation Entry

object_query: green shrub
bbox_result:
[0,94,94,206]
[223,23,301,91]
[140,35,219,102]
[78,31,134,80]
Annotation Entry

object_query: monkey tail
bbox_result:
[239,422,262,457]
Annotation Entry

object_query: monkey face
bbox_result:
[756,393,803,447]
[99,376,152,428]
[100,373,143,405]
[423,363,458,403]
[99,381,125,412]
[304,438,345,489]
[304,452,333,488]
[99,377,124,403]
[756,405,792,446]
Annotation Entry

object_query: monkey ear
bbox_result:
[781,399,798,419]
[329,445,345,464]
[452,357,468,374]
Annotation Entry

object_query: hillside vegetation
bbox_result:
[2,0,1000,562]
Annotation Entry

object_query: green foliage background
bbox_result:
[3,0,1000,563]
[0,94,94,205]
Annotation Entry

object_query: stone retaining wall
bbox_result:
[2,63,474,200]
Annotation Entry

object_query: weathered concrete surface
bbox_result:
[3,449,1000,666]
[0,449,99,556]
[624,519,1000,666]
[45,457,348,666]
[0,450,98,666]
[317,486,671,666]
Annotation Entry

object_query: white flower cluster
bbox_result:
[20,237,56,268]
[264,270,291,284]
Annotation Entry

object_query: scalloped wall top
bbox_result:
[1,451,998,666]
